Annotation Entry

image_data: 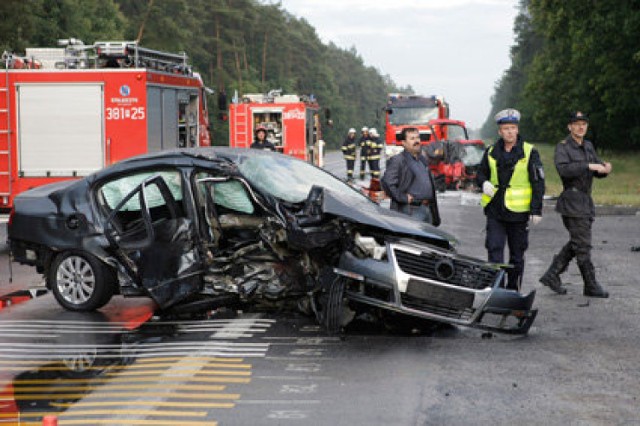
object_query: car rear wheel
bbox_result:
[49,251,115,311]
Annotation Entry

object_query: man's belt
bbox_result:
[410,199,430,206]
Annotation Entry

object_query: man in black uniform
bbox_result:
[250,126,276,150]
[358,127,370,179]
[341,128,358,181]
[539,111,612,297]
[367,128,384,179]
[476,109,545,291]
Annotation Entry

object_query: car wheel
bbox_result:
[49,251,115,311]
[314,275,347,335]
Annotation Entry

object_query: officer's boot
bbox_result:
[578,259,609,298]
[539,245,573,295]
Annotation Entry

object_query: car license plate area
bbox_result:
[405,279,474,310]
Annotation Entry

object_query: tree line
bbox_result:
[482,0,640,151]
[0,0,408,148]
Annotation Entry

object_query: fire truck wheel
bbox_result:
[49,251,116,311]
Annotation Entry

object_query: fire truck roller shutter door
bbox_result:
[147,87,162,153]
[161,88,178,150]
[17,83,104,177]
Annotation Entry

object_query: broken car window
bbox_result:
[99,170,182,211]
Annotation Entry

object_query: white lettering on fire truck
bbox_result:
[106,106,146,120]
[283,108,305,120]
[110,97,139,104]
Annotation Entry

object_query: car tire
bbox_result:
[321,276,347,335]
[49,251,115,311]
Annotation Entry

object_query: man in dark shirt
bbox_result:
[341,128,358,181]
[539,111,612,297]
[476,109,545,291]
[250,126,276,150]
[381,127,440,226]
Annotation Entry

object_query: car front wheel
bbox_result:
[49,251,115,311]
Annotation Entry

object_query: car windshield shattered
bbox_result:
[236,153,368,203]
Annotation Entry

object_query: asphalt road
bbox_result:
[1,151,639,425]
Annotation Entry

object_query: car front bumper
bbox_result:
[337,240,537,335]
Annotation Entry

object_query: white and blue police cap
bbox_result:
[495,108,521,125]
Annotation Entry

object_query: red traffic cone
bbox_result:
[42,415,58,426]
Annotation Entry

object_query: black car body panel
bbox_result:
[8,148,537,334]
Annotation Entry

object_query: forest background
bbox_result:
[1,0,639,152]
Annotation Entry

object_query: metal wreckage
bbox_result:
[8,148,537,334]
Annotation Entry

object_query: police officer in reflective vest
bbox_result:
[341,128,358,181]
[366,128,384,179]
[539,111,611,297]
[477,109,545,291]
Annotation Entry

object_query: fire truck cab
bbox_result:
[229,90,323,165]
[0,39,211,209]
[383,93,449,158]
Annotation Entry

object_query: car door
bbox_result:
[98,170,203,309]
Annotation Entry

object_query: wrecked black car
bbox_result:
[8,148,537,334]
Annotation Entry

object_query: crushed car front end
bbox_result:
[336,236,537,335]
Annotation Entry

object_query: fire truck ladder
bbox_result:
[0,58,11,206]
[234,109,250,148]
[94,41,191,74]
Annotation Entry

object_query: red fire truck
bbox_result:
[424,118,485,191]
[383,93,449,157]
[229,90,324,165]
[0,39,211,209]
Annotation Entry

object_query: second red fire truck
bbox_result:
[228,90,325,165]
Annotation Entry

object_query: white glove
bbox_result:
[482,181,496,197]
[530,215,542,226]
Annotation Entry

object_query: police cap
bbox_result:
[495,108,521,125]
[568,111,589,123]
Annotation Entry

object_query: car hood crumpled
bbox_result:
[319,189,456,248]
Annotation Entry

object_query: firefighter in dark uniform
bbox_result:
[250,126,275,150]
[358,126,370,179]
[477,109,545,291]
[539,111,612,297]
[367,128,384,179]
[341,128,358,181]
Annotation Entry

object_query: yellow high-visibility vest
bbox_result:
[480,142,533,212]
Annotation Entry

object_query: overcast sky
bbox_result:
[276,0,519,129]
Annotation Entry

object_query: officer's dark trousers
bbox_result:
[368,159,380,178]
[561,216,593,264]
[345,159,355,179]
[485,217,529,290]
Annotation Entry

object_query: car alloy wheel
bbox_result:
[49,251,115,311]
[56,255,96,305]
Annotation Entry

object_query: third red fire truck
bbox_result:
[229,90,325,165]
[383,93,449,157]
[0,39,211,209]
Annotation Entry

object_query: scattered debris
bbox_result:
[577,300,590,307]
[481,332,494,339]
[631,246,640,252]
